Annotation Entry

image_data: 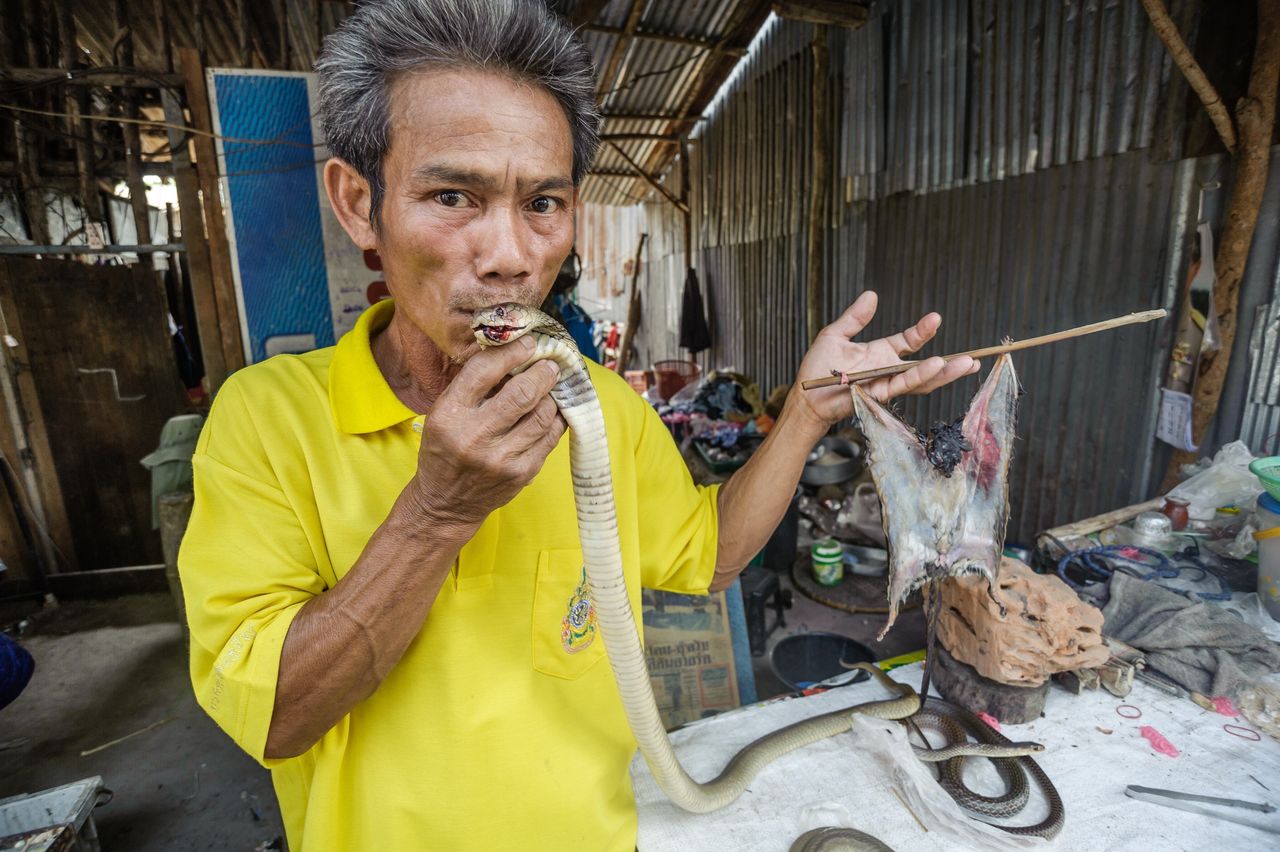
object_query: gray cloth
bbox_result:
[1102,572,1280,699]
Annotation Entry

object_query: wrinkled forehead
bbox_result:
[384,67,574,179]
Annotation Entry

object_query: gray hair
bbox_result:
[315,0,600,225]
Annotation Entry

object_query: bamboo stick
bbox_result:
[800,309,1167,391]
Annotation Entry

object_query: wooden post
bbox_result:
[161,88,228,392]
[56,0,99,228]
[275,0,288,69]
[12,121,50,246]
[805,27,831,343]
[194,0,206,58]
[114,0,152,247]
[680,136,694,265]
[153,0,173,71]
[1145,0,1280,484]
[616,233,648,373]
[158,491,193,633]
[0,259,77,572]
[178,47,246,373]
[235,0,250,67]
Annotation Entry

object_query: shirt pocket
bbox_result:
[532,548,606,679]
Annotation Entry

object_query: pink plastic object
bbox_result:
[976,711,1002,731]
[1210,696,1240,716]
[1139,725,1181,757]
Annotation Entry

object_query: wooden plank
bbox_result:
[46,564,169,599]
[0,259,78,571]
[178,47,246,374]
[3,258,188,570]
[161,87,228,391]
[1036,498,1165,544]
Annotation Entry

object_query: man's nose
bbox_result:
[474,205,533,283]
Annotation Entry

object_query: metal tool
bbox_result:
[1126,784,1279,832]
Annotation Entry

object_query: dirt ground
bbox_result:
[0,594,284,851]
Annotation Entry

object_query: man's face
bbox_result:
[373,69,577,360]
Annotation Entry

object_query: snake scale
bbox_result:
[472,304,1064,845]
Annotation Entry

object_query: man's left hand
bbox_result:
[789,290,980,433]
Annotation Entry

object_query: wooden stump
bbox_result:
[158,491,193,640]
[931,645,1048,724]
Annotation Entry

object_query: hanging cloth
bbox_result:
[678,267,712,354]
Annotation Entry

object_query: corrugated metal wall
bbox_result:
[690,0,1206,542]
[577,0,1280,541]
[1233,147,1280,458]
[838,151,1194,540]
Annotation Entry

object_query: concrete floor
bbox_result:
[0,571,924,852]
[0,595,284,851]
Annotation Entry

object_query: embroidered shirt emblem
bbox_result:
[561,567,597,654]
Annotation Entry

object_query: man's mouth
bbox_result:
[475,324,525,343]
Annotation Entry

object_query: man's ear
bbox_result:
[324,158,377,250]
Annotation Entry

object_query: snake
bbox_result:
[471,304,1064,841]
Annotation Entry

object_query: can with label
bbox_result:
[811,538,844,586]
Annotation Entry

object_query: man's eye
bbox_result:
[529,196,561,214]
[436,190,466,207]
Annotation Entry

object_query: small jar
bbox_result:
[811,538,844,586]
[1161,497,1190,531]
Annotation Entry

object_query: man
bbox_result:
[178,1,977,850]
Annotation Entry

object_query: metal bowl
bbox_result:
[845,544,889,576]
[801,437,861,486]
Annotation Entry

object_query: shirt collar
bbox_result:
[328,299,418,434]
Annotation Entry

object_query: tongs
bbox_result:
[1126,784,1279,832]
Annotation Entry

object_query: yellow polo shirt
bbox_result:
[179,300,719,851]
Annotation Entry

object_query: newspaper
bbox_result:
[642,589,741,728]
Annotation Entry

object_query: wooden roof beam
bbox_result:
[771,0,871,28]
[605,140,688,213]
[0,68,185,88]
[600,132,680,142]
[601,110,701,123]
[595,0,647,103]
[570,0,612,27]
[584,24,747,56]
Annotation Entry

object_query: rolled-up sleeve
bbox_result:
[178,381,323,766]
[633,400,720,595]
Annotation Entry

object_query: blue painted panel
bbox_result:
[212,73,333,363]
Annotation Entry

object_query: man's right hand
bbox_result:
[406,335,566,531]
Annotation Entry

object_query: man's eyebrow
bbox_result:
[409,165,573,195]
[409,165,499,190]
[523,176,574,194]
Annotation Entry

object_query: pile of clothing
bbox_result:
[655,371,767,468]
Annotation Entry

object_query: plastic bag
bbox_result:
[845,715,1052,850]
[1167,440,1263,521]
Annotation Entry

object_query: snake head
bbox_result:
[471,303,534,346]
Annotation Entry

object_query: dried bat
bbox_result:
[851,354,1020,639]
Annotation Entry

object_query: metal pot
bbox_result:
[800,437,861,486]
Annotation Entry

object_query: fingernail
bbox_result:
[542,360,560,377]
